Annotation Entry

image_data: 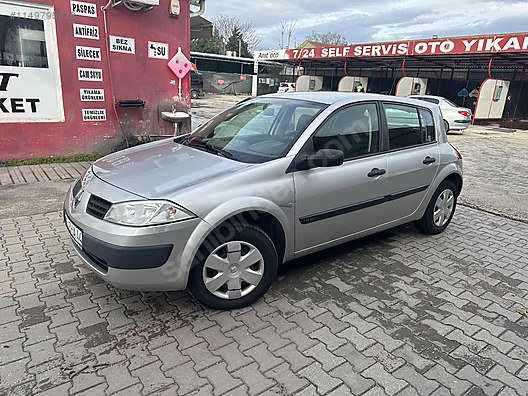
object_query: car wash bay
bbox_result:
[255,33,528,126]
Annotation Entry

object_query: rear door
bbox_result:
[383,102,440,220]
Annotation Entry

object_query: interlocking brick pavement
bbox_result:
[1,205,528,395]
[448,129,528,223]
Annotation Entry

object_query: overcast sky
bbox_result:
[204,0,528,50]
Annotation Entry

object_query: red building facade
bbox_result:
[0,0,191,160]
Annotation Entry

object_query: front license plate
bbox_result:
[65,215,83,248]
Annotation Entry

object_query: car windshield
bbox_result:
[183,98,327,163]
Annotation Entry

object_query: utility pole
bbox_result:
[239,39,243,74]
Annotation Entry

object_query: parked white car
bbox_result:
[409,95,472,132]
[278,82,296,93]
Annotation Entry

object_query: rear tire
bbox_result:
[416,180,457,235]
[444,119,450,133]
[188,223,278,310]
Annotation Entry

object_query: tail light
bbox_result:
[449,143,462,159]
[458,110,471,117]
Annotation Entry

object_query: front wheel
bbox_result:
[191,90,199,99]
[416,180,457,235]
[188,223,278,309]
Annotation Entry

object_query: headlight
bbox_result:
[104,200,195,226]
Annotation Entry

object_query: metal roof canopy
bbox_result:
[254,33,528,78]
[274,53,528,71]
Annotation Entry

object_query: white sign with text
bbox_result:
[70,1,97,18]
[80,89,105,102]
[73,23,99,40]
[148,41,169,59]
[78,67,103,81]
[82,109,106,121]
[109,36,135,54]
[76,46,101,61]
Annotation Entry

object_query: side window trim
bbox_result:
[381,101,438,152]
[286,101,383,173]
[418,107,437,143]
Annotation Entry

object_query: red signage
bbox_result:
[283,33,528,60]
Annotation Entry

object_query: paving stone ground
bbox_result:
[449,129,528,223]
[1,205,528,396]
[1,99,528,395]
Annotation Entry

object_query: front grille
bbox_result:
[87,195,112,219]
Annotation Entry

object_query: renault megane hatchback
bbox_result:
[65,92,463,309]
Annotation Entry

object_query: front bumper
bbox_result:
[64,176,203,291]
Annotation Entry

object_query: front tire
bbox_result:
[416,180,457,235]
[188,223,278,310]
[191,90,199,99]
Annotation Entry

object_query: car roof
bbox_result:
[261,91,440,111]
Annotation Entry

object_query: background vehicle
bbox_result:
[409,95,472,132]
[191,70,205,99]
[65,93,463,310]
[278,82,295,93]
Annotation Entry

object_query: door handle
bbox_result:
[423,156,437,164]
[367,168,386,177]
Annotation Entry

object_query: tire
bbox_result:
[444,119,450,133]
[191,90,199,99]
[188,223,278,310]
[415,180,457,235]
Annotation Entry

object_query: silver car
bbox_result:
[409,95,472,132]
[64,92,463,309]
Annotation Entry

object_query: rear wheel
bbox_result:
[188,223,278,309]
[443,119,450,133]
[416,180,457,235]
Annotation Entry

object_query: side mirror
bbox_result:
[298,149,344,170]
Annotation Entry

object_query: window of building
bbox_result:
[0,1,63,122]
[0,16,48,68]
[311,103,380,160]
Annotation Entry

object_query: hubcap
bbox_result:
[202,241,265,300]
[433,189,454,227]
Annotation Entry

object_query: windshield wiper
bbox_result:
[184,139,237,161]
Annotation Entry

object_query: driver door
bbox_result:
[293,102,390,253]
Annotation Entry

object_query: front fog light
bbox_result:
[104,200,195,226]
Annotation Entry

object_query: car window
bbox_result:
[384,103,423,150]
[415,97,439,105]
[187,98,327,163]
[442,98,457,107]
[419,108,436,143]
[311,103,380,160]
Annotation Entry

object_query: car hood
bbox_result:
[92,139,251,199]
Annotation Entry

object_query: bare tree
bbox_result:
[306,31,347,45]
[213,14,261,54]
[280,19,297,49]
